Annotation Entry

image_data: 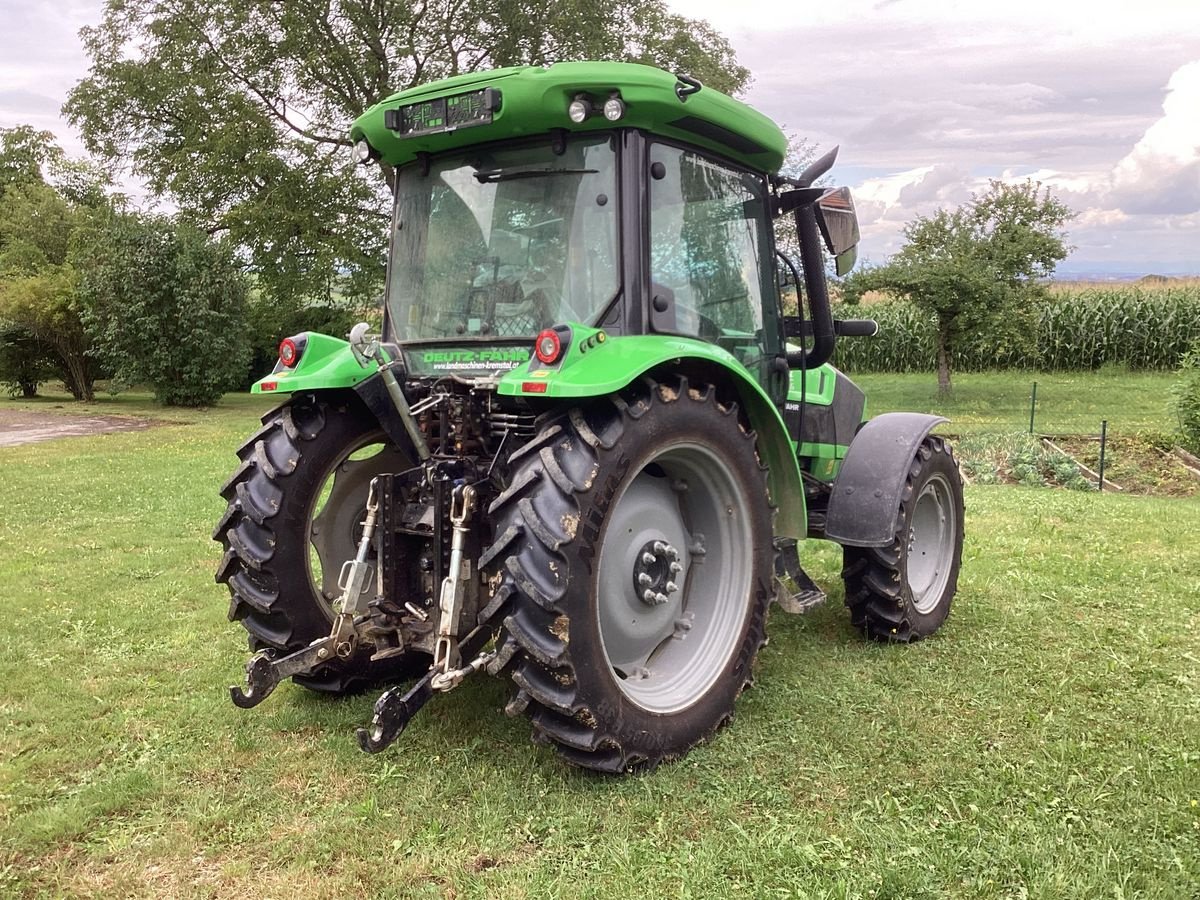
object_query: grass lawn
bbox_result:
[1,379,1197,898]
[852,370,1179,437]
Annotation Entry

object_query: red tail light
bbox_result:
[278,338,300,367]
[534,329,562,364]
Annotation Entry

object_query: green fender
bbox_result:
[250,332,372,396]
[497,330,806,540]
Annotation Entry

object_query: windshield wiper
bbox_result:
[473,167,598,184]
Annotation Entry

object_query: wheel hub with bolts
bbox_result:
[596,442,754,714]
[633,539,683,605]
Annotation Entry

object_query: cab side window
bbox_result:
[648,144,774,365]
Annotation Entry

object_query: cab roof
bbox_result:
[350,61,787,173]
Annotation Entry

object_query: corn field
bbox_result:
[833,286,1200,372]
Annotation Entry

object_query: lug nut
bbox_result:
[654,592,669,605]
[653,541,668,555]
[638,573,652,587]
[665,581,678,594]
[643,589,656,603]
[669,561,682,574]
[642,551,656,565]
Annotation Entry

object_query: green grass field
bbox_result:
[852,370,1179,437]
[1,375,1197,898]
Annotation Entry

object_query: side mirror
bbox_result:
[815,187,860,277]
[348,321,381,367]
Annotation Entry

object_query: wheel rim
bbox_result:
[907,472,956,614]
[595,442,754,714]
[307,435,408,617]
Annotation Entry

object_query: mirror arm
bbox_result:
[785,205,836,370]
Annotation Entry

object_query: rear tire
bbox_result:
[214,393,415,693]
[479,376,774,773]
[842,435,964,642]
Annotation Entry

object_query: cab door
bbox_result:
[644,142,785,402]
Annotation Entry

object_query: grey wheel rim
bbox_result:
[907,471,956,614]
[595,442,754,714]
[308,437,407,615]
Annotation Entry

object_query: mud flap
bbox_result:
[824,412,948,548]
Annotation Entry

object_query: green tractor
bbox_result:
[216,61,964,773]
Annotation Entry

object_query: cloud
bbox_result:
[0,89,60,116]
[897,164,968,205]
[1107,61,1200,215]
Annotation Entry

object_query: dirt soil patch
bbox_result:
[0,409,155,448]
[1053,435,1200,497]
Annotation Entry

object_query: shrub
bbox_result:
[0,322,54,397]
[76,214,250,406]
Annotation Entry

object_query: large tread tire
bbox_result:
[842,435,964,642]
[479,376,774,773]
[214,393,411,694]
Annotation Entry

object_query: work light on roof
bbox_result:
[567,95,592,124]
[352,139,375,164]
[602,95,626,121]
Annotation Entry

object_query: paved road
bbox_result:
[0,409,154,447]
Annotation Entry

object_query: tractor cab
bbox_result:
[347,62,860,396]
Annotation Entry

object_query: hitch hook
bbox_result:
[229,650,281,709]
[356,672,435,753]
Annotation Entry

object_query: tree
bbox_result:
[0,128,115,401]
[67,0,749,306]
[0,126,112,207]
[0,181,100,400]
[75,214,250,407]
[0,126,58,195]
[844,180,1071,394]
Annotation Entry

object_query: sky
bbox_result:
[2,0,1198,275]
[668,0,1200,275]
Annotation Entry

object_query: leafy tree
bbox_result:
[845,180,1071,394]
[0,182,100,400]
[0,126,58,195]
[0,126,112,206]
[0,129,116,400]
[76,215,250,406]
[68,0,749,306]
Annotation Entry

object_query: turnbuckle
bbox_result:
[432,483,476,674]
[431,649,497,692]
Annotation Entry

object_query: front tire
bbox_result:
[214,393,413,693]
[842,435,964,642]
[480,377,774,773]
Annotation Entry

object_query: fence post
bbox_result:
[1098,420,1108,491]
[1029,381,1038,434]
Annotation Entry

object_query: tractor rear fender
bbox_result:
[824,412,949,548]
[496,334,806,541]
[249,332,421,454]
